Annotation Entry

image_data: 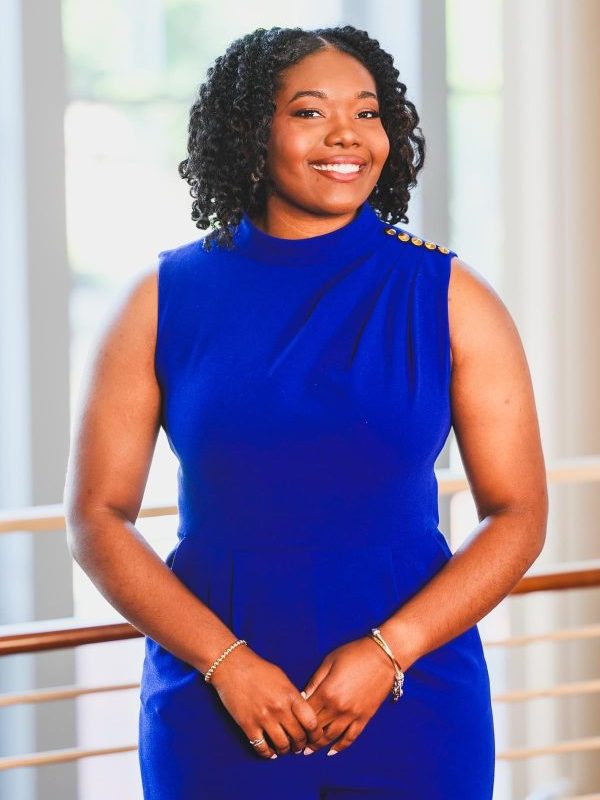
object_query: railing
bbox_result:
[1,455,599,796]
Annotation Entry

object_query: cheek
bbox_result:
[373,129,391,166]
[268,125,314,178]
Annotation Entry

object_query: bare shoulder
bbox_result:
[76,260,161,421]
[444,257,547,529]
[87,263,159,380]
[448,255,521,371]
[65,262,161,525]
[108,263,158,342]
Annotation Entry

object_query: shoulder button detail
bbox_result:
[382,223,453,255]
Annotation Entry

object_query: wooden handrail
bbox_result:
[0,681,139,708]
[0,744,138,772]
[0,558,599,657]
[0,502,178,534]
[0,617,140,656]
[496,735,600,761]
[509,558,600,594]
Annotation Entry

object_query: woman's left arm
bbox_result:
[380,255,549,671]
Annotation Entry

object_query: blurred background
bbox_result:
[0,0,599,798]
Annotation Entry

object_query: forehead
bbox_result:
[276,48,377,97]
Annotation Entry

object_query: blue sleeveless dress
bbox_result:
[138,201,496,798]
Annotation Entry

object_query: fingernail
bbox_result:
[303,746,314,755]
[326,748,338,756]
[300,691,307,698]
[270,754,277,759]
[294,749,303,754]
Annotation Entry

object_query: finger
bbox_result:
[247,729,278,760]
[282,712,310,754]
[303,696,339,748]
[266,722,293,756]
[303,711,350,754]
[290,693,322,746]
[302,660,332,700]
[325,718,365,756]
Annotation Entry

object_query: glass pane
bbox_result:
[448,92,503,288]
[447,0,502,92]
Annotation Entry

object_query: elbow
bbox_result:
[534,482,550,554]
[63,478,82,558]
[62,478,97,562]
[486,487,549,560]
[531,512,548,561]
[516,490,549,560]
[63,505,87,563]
[62,466,100,556]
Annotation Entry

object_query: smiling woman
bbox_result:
[64,22,547,800]
[137,27,499,797]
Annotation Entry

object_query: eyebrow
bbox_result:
[286,89,379,105]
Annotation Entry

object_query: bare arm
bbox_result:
[379,256,549,670]
[63,267,241,679]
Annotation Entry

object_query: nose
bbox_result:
[323,113,362,148]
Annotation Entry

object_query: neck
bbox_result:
[253,195,361,240]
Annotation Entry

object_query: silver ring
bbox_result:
[249,736,265,747]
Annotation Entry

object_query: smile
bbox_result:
[311,163,362,173]
[308,161,367,182]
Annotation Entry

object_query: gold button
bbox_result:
[437,246,450,254]
[424,241,437,250]
[397,232,410,242]
[410,237,423,246]
[385,227,397,235]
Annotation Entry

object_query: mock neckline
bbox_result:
[231,200,383,267]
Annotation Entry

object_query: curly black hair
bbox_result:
[178,25,426,251]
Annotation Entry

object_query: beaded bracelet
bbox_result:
[203,639,248,683]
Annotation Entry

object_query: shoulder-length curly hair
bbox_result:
[178,25,426,251]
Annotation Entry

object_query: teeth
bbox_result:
[311,163,362,173]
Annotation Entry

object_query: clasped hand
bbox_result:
[213,636,396,759]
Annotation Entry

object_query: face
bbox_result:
[263,47,390,228]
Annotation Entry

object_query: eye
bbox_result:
[292,108,381,119]
[293,109,322,118]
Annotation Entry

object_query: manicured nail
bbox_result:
[294,749,303,754]
[303,746,314,755]
[301,690,307,698]
[270,754,277,759]
[326,748,338,756]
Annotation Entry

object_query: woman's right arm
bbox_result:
[62,265,320,758]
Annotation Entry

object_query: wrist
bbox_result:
[197,639,255,688]
[377,618,421,672]
[365,634,397,678]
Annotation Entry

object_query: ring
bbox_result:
[249,737,265,747]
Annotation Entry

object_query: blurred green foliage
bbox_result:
[62,0,214,102]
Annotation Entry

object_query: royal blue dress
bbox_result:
[138,200,496,798]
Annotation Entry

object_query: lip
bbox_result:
[309,156,367,166]
[308,156,368,182]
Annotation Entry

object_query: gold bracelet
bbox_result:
[203,639,248,683]
[370,627,405,701]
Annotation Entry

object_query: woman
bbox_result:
[64,25,548,799]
